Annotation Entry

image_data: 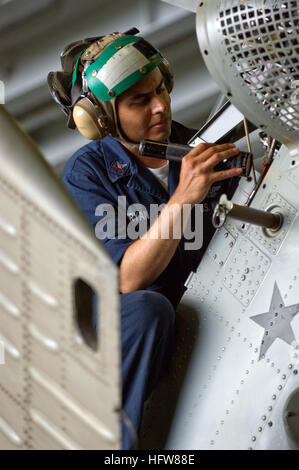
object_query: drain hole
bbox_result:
[73,278,98,351]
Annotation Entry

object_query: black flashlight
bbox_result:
[139,140,253,177]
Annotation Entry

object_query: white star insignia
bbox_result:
[251,282,299,360]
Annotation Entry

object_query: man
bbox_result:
[48,31,241,449]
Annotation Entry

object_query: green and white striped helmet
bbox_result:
[74,34,167,102]
[48,32,173,140]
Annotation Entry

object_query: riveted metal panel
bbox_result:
[163,143,299,450]
[141,143,299,450]
[0,106,121,450]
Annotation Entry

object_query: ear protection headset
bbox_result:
[48,29,173,141]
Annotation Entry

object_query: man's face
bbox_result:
[116,67,172,143]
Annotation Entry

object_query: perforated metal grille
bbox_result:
[219,0,299,133]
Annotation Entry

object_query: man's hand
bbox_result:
[120,142,242,293]
[173,143,242,206]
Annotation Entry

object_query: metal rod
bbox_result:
[229,203,282,229]
[243,116,257,185]
[213,194,283,230]
[245,137,277,207]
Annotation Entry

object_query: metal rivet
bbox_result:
[140,66,147,74]
[92,70,98,77]
[262,415,266,421]
[294,370,298,375]
[268,406,272,411]
[258,427,262,432]
[252,436,256,442]
[268,421,273,427]
[116,44,122,49]
[272,395,276,400]
[108,90,115,97]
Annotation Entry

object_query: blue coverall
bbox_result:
[62,121,238,449]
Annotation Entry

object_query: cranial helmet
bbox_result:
[48,29,173,141]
